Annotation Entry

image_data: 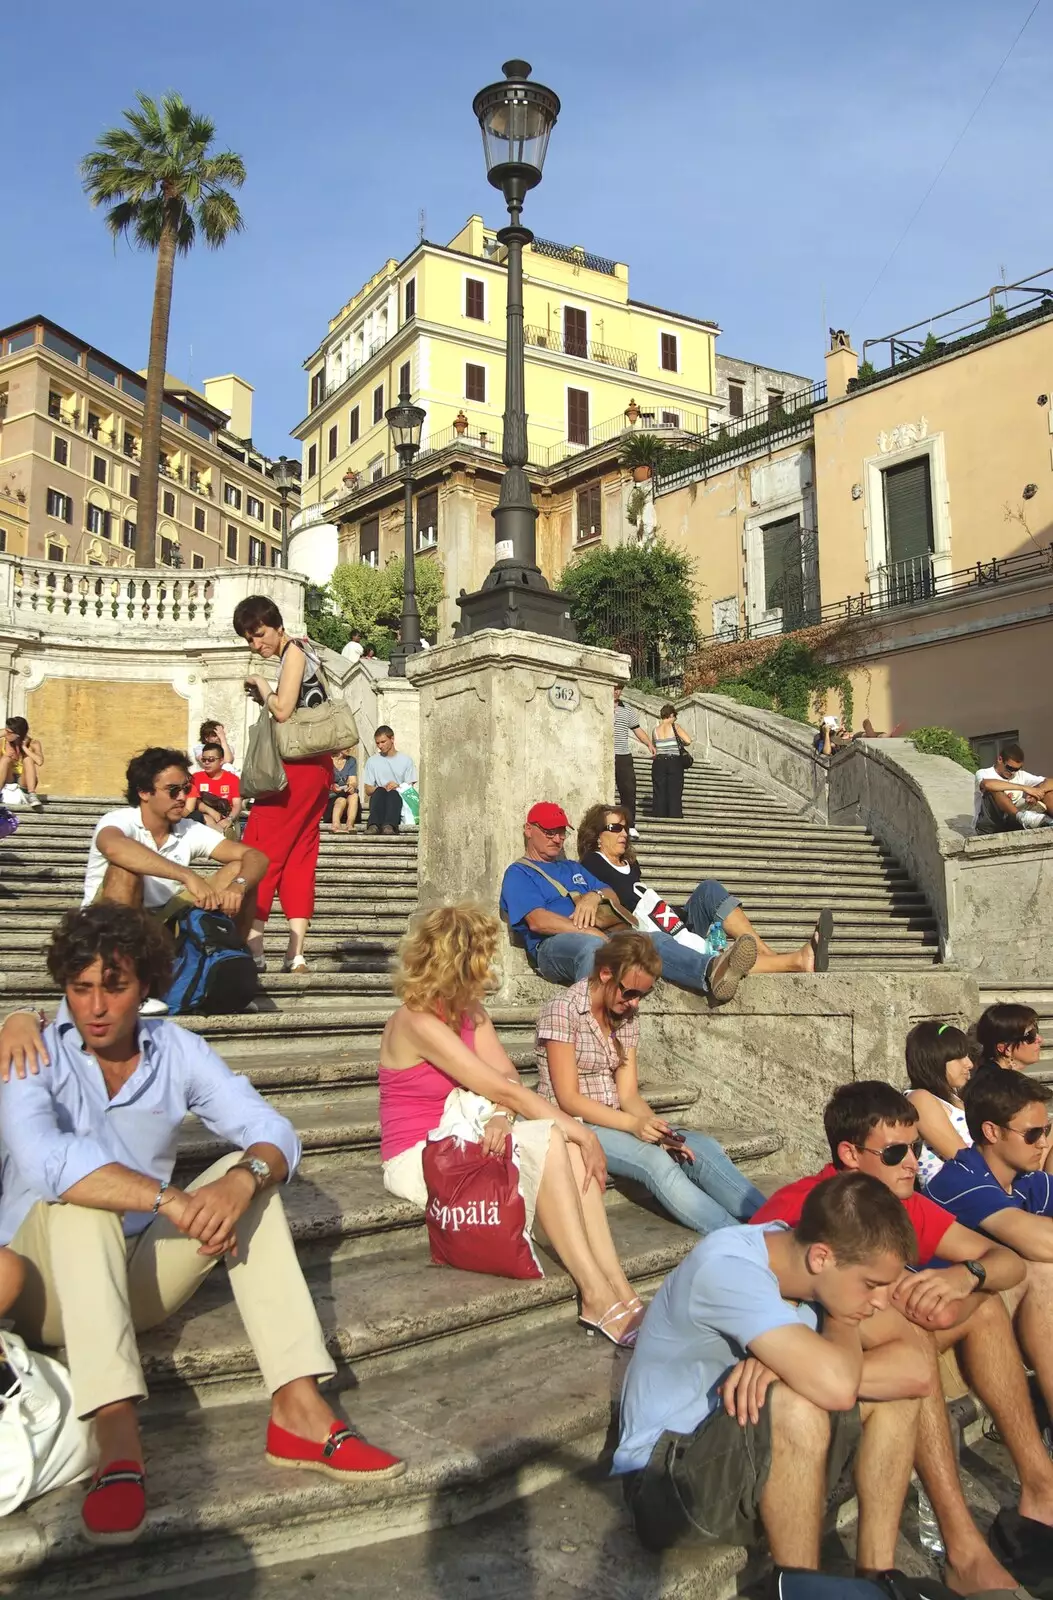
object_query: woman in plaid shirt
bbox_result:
[536,932,765,1234]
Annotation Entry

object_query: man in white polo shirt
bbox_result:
[84,748,268,1009]
[975,741,1053,834]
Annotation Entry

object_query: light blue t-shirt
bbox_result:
[363,751,417,789]
[613,1223,818,1475]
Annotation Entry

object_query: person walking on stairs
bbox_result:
[378,902,646,1349]
[650,704,690,819]
[0,904,404,1546]
[577,804,833,974]
[613,685,654,839]
[536,933,765,1233]
[235,594,333,974]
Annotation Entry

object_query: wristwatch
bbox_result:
[232,1156,271,1190]
[963,1259,987,1290]
[232,875,248,887]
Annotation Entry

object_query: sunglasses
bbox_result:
[617,981,652,1003]
[603,822,628,834]
[855,1137,924,1166]
[1003,1120,1052,1146]
[533,824,567,838]
[1003,762,1024,773]
[1021,1028,1041,1045]
[161,782,193,799]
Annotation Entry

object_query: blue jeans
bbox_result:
[590,1125,764,1234]
[533,879,741,993]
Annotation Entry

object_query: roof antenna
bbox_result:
[418,208,426,243]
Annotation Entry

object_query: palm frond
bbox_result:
[197,190,244,248]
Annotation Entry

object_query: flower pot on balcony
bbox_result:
[632,465,652,483]
[624,399,640,425]
[453,410,469,436]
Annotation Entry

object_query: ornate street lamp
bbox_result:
[272,454,298,568]
[386,384,427,677]
[457,60,574,640]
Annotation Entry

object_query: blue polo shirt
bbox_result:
[499,857,607,960]
[926,1144,1053,1232]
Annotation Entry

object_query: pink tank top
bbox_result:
[378,1016,476,1162]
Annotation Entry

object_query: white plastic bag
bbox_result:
[631,882,713,954]
[0,785,23,808]
[0,1330,94,1516]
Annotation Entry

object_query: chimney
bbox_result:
[825,329,858,399]
[203,374,254,441]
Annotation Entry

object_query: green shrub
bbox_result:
[712,683,775,711]
[907,727,978,772]
[713,639,851,726]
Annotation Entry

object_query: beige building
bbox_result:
[0,318,298,570]
[655,272,1053,770]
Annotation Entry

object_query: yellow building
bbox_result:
[290,217,750,636]
[655,271,1053,769]
[0,318,298,569]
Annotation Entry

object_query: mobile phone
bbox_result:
[664,1130,686,1144]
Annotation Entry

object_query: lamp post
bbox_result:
[457,60,575,640]
[386,384,427,678]
[272,455,297,568]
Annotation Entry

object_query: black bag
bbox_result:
[673,727,694,770]
[771,1571,958,1599]
[164,908,258,1016]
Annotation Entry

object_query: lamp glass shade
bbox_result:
[473,62,559,190]
[386,391,426,456]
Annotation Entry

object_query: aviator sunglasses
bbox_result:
[854,1137,924,1167]
[1002,1120,1052,1146]
[162,782,193,799]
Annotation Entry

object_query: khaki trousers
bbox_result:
[8,1152,335,1419]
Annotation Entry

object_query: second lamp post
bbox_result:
[386,385,427,677]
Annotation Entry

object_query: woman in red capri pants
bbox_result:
[233,594,333,974]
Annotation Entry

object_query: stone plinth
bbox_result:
[406,629,628,946]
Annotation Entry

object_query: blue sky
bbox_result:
[4,0,1049,453]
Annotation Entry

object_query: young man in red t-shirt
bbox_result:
[187,743,242,834]
[755,1080,1053,1592]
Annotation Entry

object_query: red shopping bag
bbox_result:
[422,1134,543,1279]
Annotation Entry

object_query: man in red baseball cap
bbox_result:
[500,803,755,1002]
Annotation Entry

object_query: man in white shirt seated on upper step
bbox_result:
[974,741,1053,834]
[0,903,404,1545]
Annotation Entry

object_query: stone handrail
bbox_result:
[0,555,307,640]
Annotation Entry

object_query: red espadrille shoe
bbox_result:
[81,1459,146,1545]
[265,1420,405,1481]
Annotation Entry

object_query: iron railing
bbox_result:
[524,323,638,373]
[531,238,618,276]
[654,381,826,494]
[860,266,1053,382]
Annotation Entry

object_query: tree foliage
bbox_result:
[908,726,978,772]
[713,638,853,726]
[558,540,698,680]
[320,555,446,653]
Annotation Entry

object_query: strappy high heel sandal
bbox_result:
[578,1301,639,1349]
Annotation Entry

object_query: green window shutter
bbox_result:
[883,457,934,567]
[762,515,801,613]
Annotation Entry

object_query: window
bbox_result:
[47,542,65,563]
[52,437,68,466]
[761,515,802,617]
[46,488,73,523]
[349,405,360,445]
[567,387,590,446]
[728,381,745,419]
[160,537,179,566]
[129,474,139,499]
[576,483,602,542]
[310,371,325,409]
[660,333,678,372]
[247,494,263,521]
[87,412,101,440]
[307,443,318,478]
[465,278,485,320]
[327,424,338,463]
[360,516,379,566]
[399,361,411,397]
[162,489,175,517]
[248,535,265,566]
[47,391,62,420]
[564,307,588,359]
[970,729,1021,768]
[882,456,935,602]
[123,432,139,459]
[223,483,242,509]
[0,529,6,553]
[271,546,282,566]
[192,553,205,569]
[122,374,146,403]
[416,488,438,549]
[465,363,486,403]
[193,506,206,532]
[372,384,384,424]
[403,278,416,321]
[660,411,681,428]
[226,524,238,560]
[271,507,282,532]
[767,390,784,419]
[86,504,111,539]
[369,455,385,483]
[86,355,118,387]
[122,519,136,550]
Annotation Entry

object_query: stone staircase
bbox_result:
[0,766,943,1594]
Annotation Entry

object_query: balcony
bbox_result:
[524,324,638,373]
[654,382,827,493]
[310,329,398,414]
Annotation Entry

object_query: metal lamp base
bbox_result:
[457,563,576,638]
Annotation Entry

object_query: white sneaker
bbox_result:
[138,997,169,1016]
[629,827,641,840]
[23,791,41,809]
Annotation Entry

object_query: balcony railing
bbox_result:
[654,382,827,493]
[524,324,638,373]
[311,328,399,412]
[531,238,618,277]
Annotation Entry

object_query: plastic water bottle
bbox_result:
[916,1484,944,1558]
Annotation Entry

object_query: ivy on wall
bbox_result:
[687,637,853,727]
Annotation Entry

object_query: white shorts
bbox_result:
[382,1115,557,1232]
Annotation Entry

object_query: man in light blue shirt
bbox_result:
[362,724,417,834]
[616,1173,922,1580]
[0,903,403,1544]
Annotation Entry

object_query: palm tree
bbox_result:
[82,93,246,569]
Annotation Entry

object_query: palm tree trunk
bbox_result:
[135,205,178,569]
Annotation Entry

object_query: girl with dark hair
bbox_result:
[577,803,832,974]
[904,1019,974,1187]
[233,596,332,974]
[650,703,690,818]
[1,715,43,808]
[975,1002,1043,1073]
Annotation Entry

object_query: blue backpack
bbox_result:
[163,908,258,1016]
[772,1574,957,1599]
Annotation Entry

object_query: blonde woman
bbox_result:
[379,904,643,1347]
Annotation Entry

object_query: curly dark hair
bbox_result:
[577,802,638,866]
[125,748,191,805]
[46,903,174,996]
